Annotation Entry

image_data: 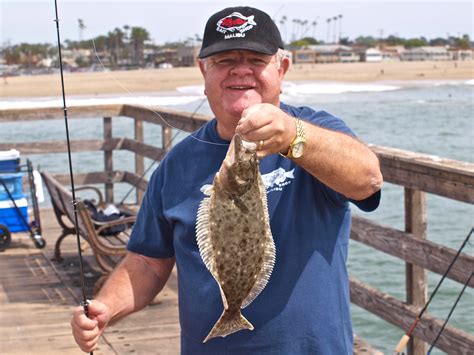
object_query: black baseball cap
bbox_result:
[198,6,284,59]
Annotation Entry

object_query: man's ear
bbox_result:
[279,57,290,78]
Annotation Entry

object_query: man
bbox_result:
[71,6,383,354]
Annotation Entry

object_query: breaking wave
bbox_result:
[282,81,401,96]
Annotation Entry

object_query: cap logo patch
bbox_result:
[216,12,257,39]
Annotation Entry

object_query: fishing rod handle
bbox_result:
[394,334,410,353]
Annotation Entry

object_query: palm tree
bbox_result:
[122,25,131,61]
[312,20,318,40]
[123,25,130,42]
[338,14,343,44]
[333,16,338,44]
[300,20,308,39]
[292,19,299,41]
[279,15,287,43]
[326,18,332,43]
[93,35,107,52]
[107,28,124,66]
[130,26,150,65]
[78,19,85,42]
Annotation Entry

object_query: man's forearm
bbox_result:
[297,121,383,200]
[95,252,175,324]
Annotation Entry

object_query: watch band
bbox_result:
[281,117,305,159]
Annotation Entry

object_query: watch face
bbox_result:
[292,142,305,158]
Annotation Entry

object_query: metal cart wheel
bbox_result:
[0,224,11,251]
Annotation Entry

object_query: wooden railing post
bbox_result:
[404,188,427,355]
[134,119,144,204]
[103,116,113,203]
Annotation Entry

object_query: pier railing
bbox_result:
[1,104,473,355]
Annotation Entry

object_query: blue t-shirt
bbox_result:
[128,102,380,354]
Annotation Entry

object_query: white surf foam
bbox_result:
[283,81,401,96]
[0,95,203,110]
[176,85,205,95]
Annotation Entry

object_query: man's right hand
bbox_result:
[70,300,110,352]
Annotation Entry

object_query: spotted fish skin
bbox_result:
[196,134,275,343]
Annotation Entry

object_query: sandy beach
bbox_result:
[1,60,472,98]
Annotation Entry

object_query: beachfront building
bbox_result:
[146,48,179,68]
[364,48,383,62]
[57,49,77,68]
[380,46,404,61]
[401,46,450,61]
[448,48,473,61]
[339,49,359,63]
[292,44,358,64]
[177,45,201,67]
[292,49,317,64]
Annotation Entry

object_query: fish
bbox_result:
[217,12,257,33]
[196,134,276,343]
[261,167,295,189]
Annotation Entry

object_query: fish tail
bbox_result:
[203,309,254,343]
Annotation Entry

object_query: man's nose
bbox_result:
[229,58,253,76]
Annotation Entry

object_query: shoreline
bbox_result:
[1,61,472,98]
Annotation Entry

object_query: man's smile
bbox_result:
[226,84,256,90]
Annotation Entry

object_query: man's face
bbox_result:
[199,50,289,124]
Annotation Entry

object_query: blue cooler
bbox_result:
[0,173,25,201]
[0,197,29,232]
[0,149,21,173]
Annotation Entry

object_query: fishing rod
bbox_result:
[53,1,93,354]
[427,271,473,354]
[394,227,473,353]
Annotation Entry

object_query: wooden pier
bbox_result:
[0,104,473,354]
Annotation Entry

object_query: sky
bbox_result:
[0,0,472,46]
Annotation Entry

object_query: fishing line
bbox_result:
[427,271,473,354]
[88,32,226,147]
[272,4,285,20]
[53,1,93,354]
[394,227,473,353]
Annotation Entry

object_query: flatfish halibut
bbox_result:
[196,134,275,343]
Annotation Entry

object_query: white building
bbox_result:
[448,48,473,61]
[365,48,383,62]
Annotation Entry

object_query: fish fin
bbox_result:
[203,309,254,343]
[196,193,229,311]
[286,168,295,179]
[196,197,219,280]
[200,184,214,196]
[241,176,276,309]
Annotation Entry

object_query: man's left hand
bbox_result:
[235,103,295,158]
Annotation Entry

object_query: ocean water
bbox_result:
[1,79,473,353]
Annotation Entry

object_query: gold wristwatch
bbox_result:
[282,117,306,159]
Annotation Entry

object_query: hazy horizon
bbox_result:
[1,0,473,46]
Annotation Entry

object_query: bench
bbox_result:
[41,171,136,275]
